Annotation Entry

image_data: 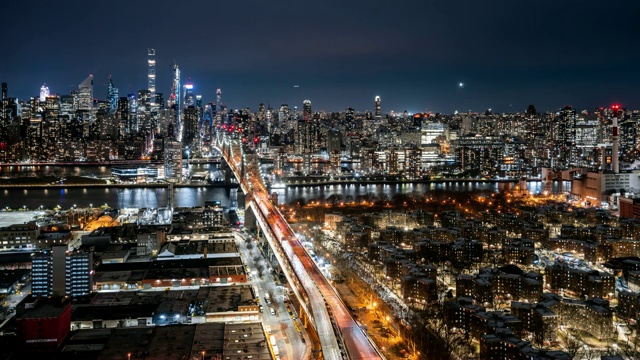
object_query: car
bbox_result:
[269,307,276,315]
[259,305,264,313]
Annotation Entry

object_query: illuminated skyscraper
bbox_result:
[77,75,93,111]
[215,88,222,126]
[375,96,381,118]
[183,79,195,107]
[107,76,118,114]
[183,106,199,147]
[164,138,183,181]
[39,84,50,102]
[147,48,156,105]
[303,100,312,121]
[169,64,181,140]
[612,104,620,173]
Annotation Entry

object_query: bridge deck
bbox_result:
[217,137,383,360]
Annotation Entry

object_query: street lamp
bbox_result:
[201,350,205,360]
[127,353,131,360]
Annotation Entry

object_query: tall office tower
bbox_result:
[183,106,199,147]
[138,89,151,110]
[612,104,620,173]
[31,245,93,297]
[183,79,195,107]
[201,104,213,143]
[137,89,152,134]
[216,88,222,125]
[164,138,183,181]
[279,104,290,130]
[39,84,50,102]
[169,64,181,140]
[128,93,138,133]
[107,76,118,114]
[375,96,381,118]
[1,83,6,99]
[117,96,129,136]
[182,84,193,109]
[345,107,355,132]
[147,48,156,105]
[59,95,74,116]
[154,93,164,109]
[77,74,93,111]
[303,100,312,122]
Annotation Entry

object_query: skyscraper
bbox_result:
[216,88,222,126]
[39,84,50,102]
[1,83,6,100]
[375,96,381,118]
[303,99,312,122]
[164,138,183,181]
[117,96,129,136]
[183,105,199,147]
[107,76,118,114]
[169,64,181,140]
[612,104,620,173]
[183,79,195,107]
[77,74,93,111]
[128,93,138,133]
[148,48,156,105]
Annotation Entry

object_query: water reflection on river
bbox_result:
[0,180,560,211]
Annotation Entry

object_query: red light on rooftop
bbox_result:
[612,104,620,110]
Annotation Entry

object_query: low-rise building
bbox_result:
[14,295,72,352]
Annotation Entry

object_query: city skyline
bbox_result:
[1,0,639,113]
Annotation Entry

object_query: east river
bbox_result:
[0,179,560,211]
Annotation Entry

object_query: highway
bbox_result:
[216,134,383,360]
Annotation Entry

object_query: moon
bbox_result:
[458,82,465,88]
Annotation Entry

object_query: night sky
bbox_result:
[2,0,639,114]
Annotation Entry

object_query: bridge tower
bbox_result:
[167,182,174,221]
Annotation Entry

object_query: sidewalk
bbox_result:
[334,276,405,360]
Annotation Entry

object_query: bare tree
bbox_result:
[412,304,473,360]
[563,330,583,359]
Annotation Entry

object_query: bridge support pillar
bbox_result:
[244,205,256,230]
[225,166,232,185]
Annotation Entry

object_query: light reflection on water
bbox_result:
[0,180,562,210]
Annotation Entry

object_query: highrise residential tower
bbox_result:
[148,48,156,105]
